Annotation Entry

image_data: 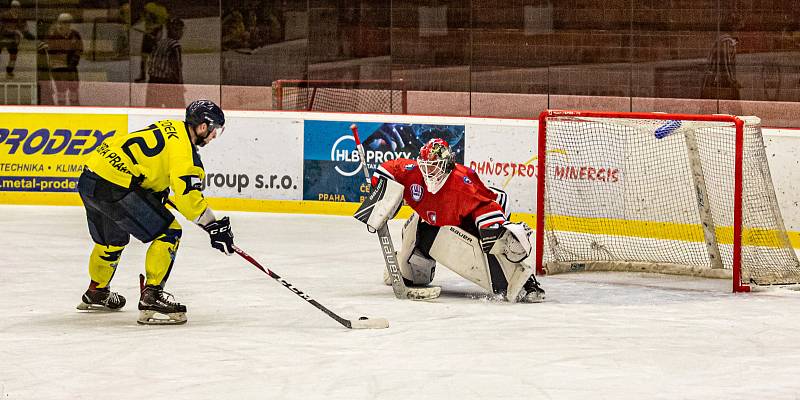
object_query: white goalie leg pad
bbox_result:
[383,250,437,286]
[385,213,437,286]
[425,224,534,302]
[399,249,436,285]
[354,176,405,230]
[482,222,534,302]
[497,256,533,303]
[487,222,533,263]
[428,225,494,292]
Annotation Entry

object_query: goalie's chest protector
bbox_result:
[392,162,493,228]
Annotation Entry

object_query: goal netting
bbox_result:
[271,79,406,114]
[535,110,800,292]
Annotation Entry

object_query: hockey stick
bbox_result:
[234,246,389,329]
[351,124,441,301]
[38,45,57,105]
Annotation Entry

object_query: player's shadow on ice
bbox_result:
[11,310,137,331]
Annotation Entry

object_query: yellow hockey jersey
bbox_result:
[84,119,208,221]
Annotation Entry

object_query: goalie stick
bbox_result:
[234,246,389,329]
[351,123,441,301]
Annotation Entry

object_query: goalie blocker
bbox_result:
[355,176,544,303]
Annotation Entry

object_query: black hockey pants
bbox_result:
[77,169,174,246]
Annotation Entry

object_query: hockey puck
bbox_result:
[359,316,368,320]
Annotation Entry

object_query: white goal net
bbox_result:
[535,110,800,292]
[271,79,406,114]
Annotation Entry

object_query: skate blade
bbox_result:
[518,291,546,303]
[137,310,187,325]
[76,302,122,312]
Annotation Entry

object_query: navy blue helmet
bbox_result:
[185,100,225,130]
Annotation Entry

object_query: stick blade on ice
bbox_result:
[349,317,389,329]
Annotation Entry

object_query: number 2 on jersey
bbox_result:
[122,126,165,164]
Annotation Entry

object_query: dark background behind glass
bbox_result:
[1,0,799,126]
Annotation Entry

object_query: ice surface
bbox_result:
[2,205,800,399]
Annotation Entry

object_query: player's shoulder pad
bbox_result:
[155,118,184,130]
[385,157,417,169]
[150,119,190,147]
[401,160,417,171]
[380,158,417,179]
[452,164,481,186]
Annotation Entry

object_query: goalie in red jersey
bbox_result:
[360,138,544,302]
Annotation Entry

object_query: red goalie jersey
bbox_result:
[373,158,507,233]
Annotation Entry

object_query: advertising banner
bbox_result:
[128,112,303,200]
[465,123,538,214]
[764,134,800,231]
[303,120,465,202]
[0,113,126,194]
[466,121,624,217]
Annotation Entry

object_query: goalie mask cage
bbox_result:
[535,110,800,292]
[272,79,407,114]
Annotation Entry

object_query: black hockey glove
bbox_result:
[202,216,235,255]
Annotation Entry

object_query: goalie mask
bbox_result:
[417,138,455,194]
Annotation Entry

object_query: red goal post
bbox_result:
[535,110,800,293]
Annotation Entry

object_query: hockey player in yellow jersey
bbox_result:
[76,99,235,325]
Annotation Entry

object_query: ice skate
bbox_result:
[137,285,187,325]
[77,287,126,311]
[516,275,545,303]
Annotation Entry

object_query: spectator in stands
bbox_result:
[701,13,742,101]
[114,1,131,60]
[780,7,800,48]
[1,0,35,79]
[135,1,168,82]
[40,12,82,105]
[146,17,185,108]
[221,10,250,50]
[258,4,283,46]
[244,10,262,48]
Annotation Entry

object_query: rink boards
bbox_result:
[2,106,800,247]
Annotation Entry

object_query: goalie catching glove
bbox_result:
[201,216,235,255]
[479,221,533,263]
